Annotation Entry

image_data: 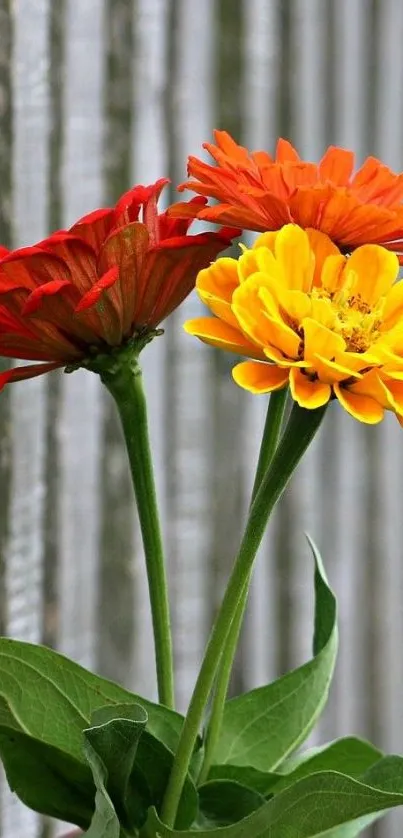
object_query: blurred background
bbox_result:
[1,1,403,836]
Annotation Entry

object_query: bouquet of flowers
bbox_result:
[1,133,403,837]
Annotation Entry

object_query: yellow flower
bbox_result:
[185,224,403,424]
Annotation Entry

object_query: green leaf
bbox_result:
[0,638,184,759]
[132,730,198,829]
[196,780,265,828]
[85,703,198,832]
[268,736,383,794]
[83,733,121,838]
[209,737,382,797]
[84,703,147,831]
[213,537,338,772]
[0,726,94,827]
[146,761,403,838]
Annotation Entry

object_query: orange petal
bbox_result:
[334,383,384,424]
[184,317,263,359]
[318,146,355,185]
[289,367,331,408]
[232,361,289,394]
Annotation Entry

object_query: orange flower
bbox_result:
[172,130,403,254]
[0,179,235,389]
[185,224,403,424]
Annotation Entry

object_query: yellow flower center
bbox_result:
[311,286,383,354]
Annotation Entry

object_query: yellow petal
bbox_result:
[342,245,399,306]
[232,361,289,394]
[289,367,331,408]
[233,273,301,350]
[310,297,336,328]
[274,224,314,292]
[276,288,311,323]
[382,279,403,330]
[196,259,240,327]
[320,254,346,294]
[334,383,384,424]
[184,317,264,359]
[382,377,403,414]
[305,228,341,287]
[252,231,277,252]
[302,318,346,364]
[238,246,283,284]
[313,353,364,384]
[264,345,308,368]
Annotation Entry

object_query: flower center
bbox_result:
[312,287,383,354]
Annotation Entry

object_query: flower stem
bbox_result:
[101,354,175,709]
[198,388,288,784]
[161,401,326,825]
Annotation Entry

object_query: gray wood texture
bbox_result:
[0,2,403,836]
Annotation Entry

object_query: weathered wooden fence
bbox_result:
[1,1,403,836]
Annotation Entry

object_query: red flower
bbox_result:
[171,130,403,254]
[0,179,235,389]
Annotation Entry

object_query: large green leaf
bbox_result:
[83,732,121,838]
[84,704,147,831]
[147,760,403,837]
[213,538,337,771]
[196,780,265,828]
[268,736,383,794]
[0,726,93,827]
[84,703,198,832]
[210,737,382,797]
[0,638,184,758]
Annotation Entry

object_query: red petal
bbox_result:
[98,222,150,335]
[75,266,120,312]
[0,362,63,390]
[22,279,74,315]
[69,208,113,254]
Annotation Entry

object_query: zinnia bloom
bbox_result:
[0,179,235,389]
[172,130,403,254]
[185,224,403,424]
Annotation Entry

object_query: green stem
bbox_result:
[198,388,288,784]
[161,402,326,825]
[102,355,175,709]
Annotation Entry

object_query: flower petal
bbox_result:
[343,245,399,305]
[232,360,289,394]
[289,367,331,408]
[196,258,240,327]
[274,224,314,292]
[334,382,384,424]
[184,317,264,359]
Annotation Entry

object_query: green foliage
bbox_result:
[212,538,338,772]
[147,763,403,837]
[0,638,184,758]
[0,544,401,837]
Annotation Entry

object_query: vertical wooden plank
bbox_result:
[290,0,327,156]
[58,0,105,670]
[0,0,12,640]
[0,6,12,834]
[162,0,219,711]
[3,3,50,836]
[95,0,136,688]
[241,0,281,691]
[41,0,65,654]
[130,0,169,702]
